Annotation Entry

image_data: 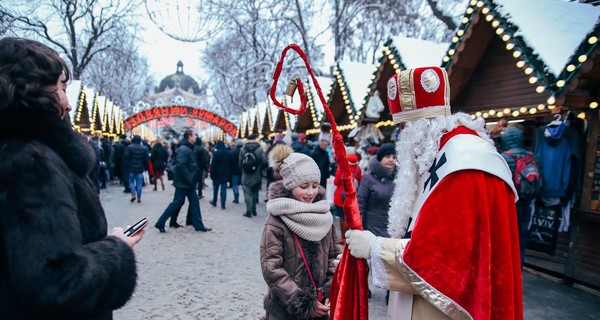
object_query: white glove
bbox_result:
[333,253,342,268]
[345,229,376,259]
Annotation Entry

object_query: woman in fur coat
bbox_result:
[0,37,143,319]
[260,144,342,319]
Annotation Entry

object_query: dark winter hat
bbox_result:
[132,135,142,144]
[376,143,396,161]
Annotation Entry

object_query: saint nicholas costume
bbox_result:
[348,67,523,320]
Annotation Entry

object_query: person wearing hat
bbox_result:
[260,144,342,319]
[346,67,523,319]
[333,146,363,244]
[357,143,396,239]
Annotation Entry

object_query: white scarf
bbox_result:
[267,199,333,241]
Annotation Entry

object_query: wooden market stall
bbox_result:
[324,61,374,140]
[89,92,103,136]
[443,0,600,288]
[71,85,94,133]
[295,76,333,139]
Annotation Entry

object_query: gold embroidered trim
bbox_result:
[399,69,415,111]
[392,105,450,124]
[396,259,472,320]
[441,69,450,105]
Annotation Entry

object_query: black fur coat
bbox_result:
[0,108,137,319]
[260,181,342,320]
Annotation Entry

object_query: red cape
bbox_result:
[403,130,523,319]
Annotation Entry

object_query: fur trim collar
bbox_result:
[0,108,95,176]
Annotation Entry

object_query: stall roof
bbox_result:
[337,61,376,112]
[296,76,333,134]
[389,35,450,69]
[66,80,82,123]
[443,0,600,96]
[493,0,599,78]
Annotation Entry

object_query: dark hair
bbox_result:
[247,133,258,140]
[0,38,71,117]
[183,129,195,140]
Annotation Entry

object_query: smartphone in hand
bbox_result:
[124,217,148,237]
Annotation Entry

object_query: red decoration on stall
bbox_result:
[270,43,369,320]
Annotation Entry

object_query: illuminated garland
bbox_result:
[330,64,356,131]
[354,39,406,126]
[443,0,599,116]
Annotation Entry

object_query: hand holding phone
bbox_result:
[124,217,148,237]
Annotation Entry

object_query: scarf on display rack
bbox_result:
[267,198,332,241]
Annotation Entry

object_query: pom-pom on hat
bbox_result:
[269,144,321,190]
[387,66,451,124]
[376,143,396,161]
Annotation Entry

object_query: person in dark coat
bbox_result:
[100,136,113,183]
[209,140,233,209]
[501,125,536,267]
[114,134,131,192]
[154,130,212,233]
[88,134,102,193]
[240,133,267,217]
[357,143,397,238]
[0,37,143,320]
[150,139,169,191]
[291,132,310,155]
[124,135,149,203]
[193,137,209,198]
[231,139,244,203]
[310,139,331,188]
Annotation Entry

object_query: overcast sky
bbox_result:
[138,16,206,81]
[137,1,335,83]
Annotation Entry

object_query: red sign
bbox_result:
[124,106,238,137]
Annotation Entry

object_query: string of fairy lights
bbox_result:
[237,0,599,138]
[71,83,126,138]
[441,0,599,119]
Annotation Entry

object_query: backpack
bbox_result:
[242,150,259,174]
[505,151,542,201]
[340,169,360,201]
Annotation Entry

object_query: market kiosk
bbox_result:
[444,0,600,288]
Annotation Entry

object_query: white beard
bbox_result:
[387,113,492,238]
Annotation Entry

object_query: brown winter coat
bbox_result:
[260,181,342,320]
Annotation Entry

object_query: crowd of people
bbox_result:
[1,37,527,319]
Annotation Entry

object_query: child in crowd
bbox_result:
[260,144,342,319]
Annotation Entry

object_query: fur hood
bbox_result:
[267,180,327,202]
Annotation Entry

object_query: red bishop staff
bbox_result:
[269,43,369,320]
